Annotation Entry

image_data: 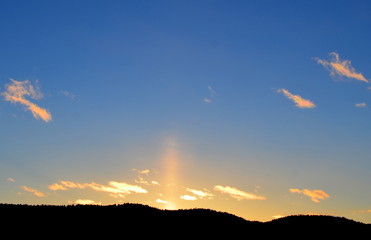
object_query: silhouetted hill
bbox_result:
[267,214,364,225]
[1,203,369,236]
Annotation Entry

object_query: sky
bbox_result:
[1,0,371,223]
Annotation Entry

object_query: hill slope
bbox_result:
[1,203,369,235]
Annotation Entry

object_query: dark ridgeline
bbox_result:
[1,203,369,236]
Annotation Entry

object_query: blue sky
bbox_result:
[1,0,371,222]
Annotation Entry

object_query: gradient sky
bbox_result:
[1,0,371,223]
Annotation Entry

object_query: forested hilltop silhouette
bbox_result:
[1,203,369,235]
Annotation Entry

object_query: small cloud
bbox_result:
[355,102,367,108]
[180,195,197,201]
[204,98,213,103]
[6,177,15,182]
[315,52,368,83]
[214,185,266,200]
[132,169,159,185]
[156,199,168,204]
[22,186,46,197]
[1,79,52,122]
[277,88,316,108]
[61,90,76,99]
[151,181,160,185]
[132,169,150,175]
[290,188,330,203]
[69,199,101,205]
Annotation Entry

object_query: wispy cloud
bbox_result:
[290,188,330,203]
[49,180,147,198]
[6,177,15,182]
[355,102,367,108]
[204,86,217,103]
[61,90,76,99]
[132,168,160,186]
[315,52,368,83]
[277,88,316,108]
[2,79,52,122]
[22,186,46,197]
[208,86,217,97]
[214,185,266,200]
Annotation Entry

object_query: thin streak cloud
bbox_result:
[180,195,197,201]
[69,199,101,205]
[2,79,52,122]
[316,52,368,83]
[277,88,316,108]
[22,186,46,197]
[214,185,266,200]
[355,103,367,108]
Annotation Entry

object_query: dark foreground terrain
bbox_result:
[1,203,369,236]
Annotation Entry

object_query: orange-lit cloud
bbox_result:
[290,188,330,203]
[278,88,316,108]
[316,52,368,83]
[2,79,52,122]
[49,180,147,198]
[22,186,46,197]
[214,185,266,200]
